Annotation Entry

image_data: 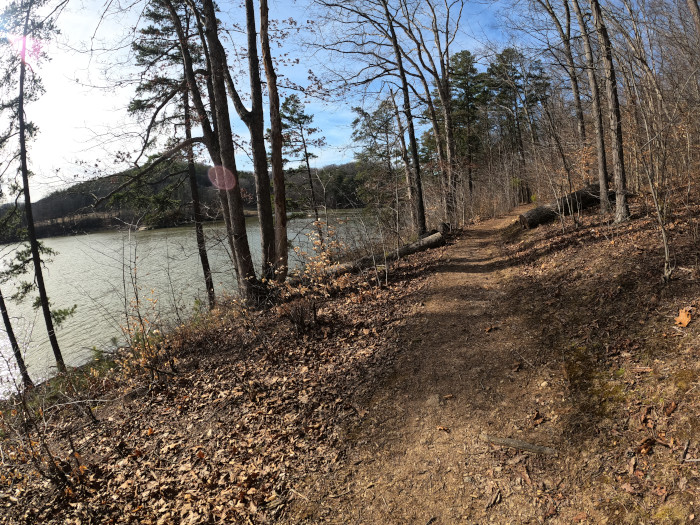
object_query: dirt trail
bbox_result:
[291,210,584,524]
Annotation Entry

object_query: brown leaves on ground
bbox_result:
[499,192,700,523]
[675,306,693,327]
[4,191,700,524]
[0,257,435,524]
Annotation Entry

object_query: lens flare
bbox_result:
[208,166,237,191]
[6,35,43,69]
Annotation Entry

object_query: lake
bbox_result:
[0,212,374,392]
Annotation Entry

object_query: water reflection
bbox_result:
[0,212,370,391]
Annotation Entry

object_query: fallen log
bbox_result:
[519,183,615,229]
[329,231,445,276]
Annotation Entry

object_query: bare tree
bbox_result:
[687,0,700,38]
[532,0,586,143]
[222,0,276,280]
[260,0,288,280]
[314,0,427,235]
[589,0,629,222]
[10,0,67,372]
[183,90,216,308]
[152,0,260,299]
[570,0,611,212]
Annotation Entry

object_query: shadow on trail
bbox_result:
[287,210,700,523]
[368,215,699,448]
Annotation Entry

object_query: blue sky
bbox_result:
[10,0,505,199]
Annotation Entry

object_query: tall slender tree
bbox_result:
[451,50,489,202]
[0,286,33,388]
[183,91,216,308]
[158,0,260,299]
[130,1,216,308]
[571,0,611,212]
[280,95,325,230]
[219,0,276,280]
[589,0,629,222]
[0,0,67,372]
[396,0,463,225]
[314,0,427,235]
[260,0,288,281]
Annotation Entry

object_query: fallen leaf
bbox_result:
[532,410,546,427]
[664,401,678,417]
[675,308,692,327]
[654,486,667,497]
[621,482,641,494]
[636,437,656,455]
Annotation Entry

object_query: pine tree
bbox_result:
[0,0,67,373]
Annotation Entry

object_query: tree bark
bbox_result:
[183,90,215,309]
[589,0,629,222]
[17,2,66,373]
[380,0,427,236]
[260,0,288,281]
[200,0,259,299]
[0,287,33,388]
[571,0,611,213]
[390,89,416,227]
[243,0,275,280]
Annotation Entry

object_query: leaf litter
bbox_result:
[3,193,700,524]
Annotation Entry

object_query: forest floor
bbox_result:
[2,196,700,524]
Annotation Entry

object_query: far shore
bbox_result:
[0,208,359,244]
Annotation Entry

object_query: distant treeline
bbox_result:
[0,161,365,243]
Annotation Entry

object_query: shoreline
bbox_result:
[0,209,358,244]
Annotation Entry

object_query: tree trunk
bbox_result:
[164,0,251,293]
[442,98,459,223]
[589,0,629,222]
[420,77,450,217]
[260,0,288,281]
[329,232,445,275]
[243,0,275,280]
[0,287,33,388]
[183,91,215,309]
[200,0,259,299]
[17,4,66,373]
[390,89,415,227]
[380,0,427,236]
[571,0,611,213]
[301,127,322,240]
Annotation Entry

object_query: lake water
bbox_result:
[0,212,373,392]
